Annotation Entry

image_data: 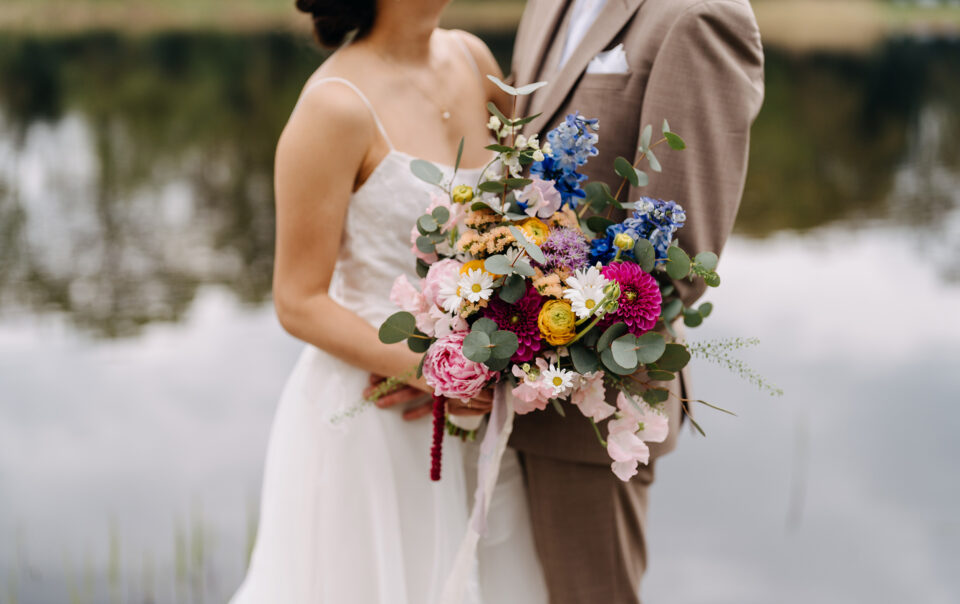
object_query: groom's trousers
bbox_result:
[517,450,656,604]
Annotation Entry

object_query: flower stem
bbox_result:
[589,418,607,447]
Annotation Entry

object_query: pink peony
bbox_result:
[422,259,461,309]
[510,359,554,415]
[571,371,615,421]
[600,262,662,336]
[517,176,562,219]
[423,331,496,401]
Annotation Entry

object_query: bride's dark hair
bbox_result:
[295,0,377,48]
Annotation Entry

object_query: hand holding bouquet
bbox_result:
[380,77,729,482]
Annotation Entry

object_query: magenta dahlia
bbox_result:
[600,262,662,336]
[484,285,545,362]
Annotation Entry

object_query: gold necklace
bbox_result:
[374,50,452,121]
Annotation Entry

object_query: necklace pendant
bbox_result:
[442,110,451,120]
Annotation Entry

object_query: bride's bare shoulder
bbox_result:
[444,28,503,79]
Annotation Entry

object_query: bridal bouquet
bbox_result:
[380,77,724,482]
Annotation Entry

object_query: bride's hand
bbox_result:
[447,389,493,417]
[364,375,493,421]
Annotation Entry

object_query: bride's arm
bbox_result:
[272,85,429,391]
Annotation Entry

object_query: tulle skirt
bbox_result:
[230,345,547,604]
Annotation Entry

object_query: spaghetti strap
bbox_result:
[297,77,395,150]
[451,33,483,81]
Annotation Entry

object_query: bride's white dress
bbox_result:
[230,77,547,604]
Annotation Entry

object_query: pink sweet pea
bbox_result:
[517,176,562,219]
[606,392,671,481]
[510,359,554,415]
[571,371,615,422]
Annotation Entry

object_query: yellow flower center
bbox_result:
[585,299,596,309]
[510,315,520,325]
[625,290,637,302]
[471,283,482,293]
[552,376,564,387]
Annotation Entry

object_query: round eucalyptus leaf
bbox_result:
[416,259,430,278]
[683,308,703,327]
[407,336,432,353]
[417,214,438,233]
[598,322,628,351]
[462,331,492,363]
[664,131,687,150]
[695,251,719,271]
[378,311,416,344]
[614,156,639,187]
[600,348,636,376]
[642,388,670,404]
[570,344,600,374]
[634,332,666,364]
[704,272,721,287]
[508,226,547,264]
[666,246,691,280]
[484,356,511,372]
[634,239,655,273]
[698,302,714,318]
[656,343,691,371]
[471,317,498,334]
[586,216,615,235]
[490,330,519,359]
[431,206,450,225]
[611,335,640,370]
[646,149,662,173]
[514,259,536,277]
[415,236,436,254]
[499,274,526,304]
[646,369,676,382]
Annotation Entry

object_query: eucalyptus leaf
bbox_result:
[661,298,683,322]
[407,335,431,353]
[486,75,518,96]
[570,344,600,373]
[415,236,435,254]
[478,180,505,193]
[505,213,529,222]
[614,156,639,186]
[455,138,464,173]
[514,81,549,95]
[486,101,509,125]
[704,272,721,287]
[598,322,629,351]
[683,308,704,327]
[695,251,719,271]
[640,124,653,152]
[666,246,691,279]
[485,144,513,153]
[511,112,543,126]
[634,239,655,272]
[634,332,666,364]
[410,159,444,185]
[431,206,450,225]
[665,131,686,150]
[642,388,670,404]
[601,349,636,376]
[416,258,430,278]
[635,169,649,187]
[662,118,671,134]
[514,259,536,277]
[484,255,514,275]
[505,177,533,189]
[611,335,641,370]
[698,302,714,318]
[378,311,416,344]
[550,399,567,417]
[462,331,492,363]
[646,369,676,382]
[647,149,662,173]
[484,356,511,372]
[490,330,520,359]
[471,317,498,334]
[660,283,675,297]
[657,343,691,371]
[586,216,615,235]
[417,214,438,233]
[499,274,526,304]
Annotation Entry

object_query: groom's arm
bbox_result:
[630,0,765,307]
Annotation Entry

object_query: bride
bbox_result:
[230,1,547,602]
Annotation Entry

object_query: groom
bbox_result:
[507,0,764,602]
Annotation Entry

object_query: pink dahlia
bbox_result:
[483,285,545,362]
[423,331,496,401]
[600,262,662,336]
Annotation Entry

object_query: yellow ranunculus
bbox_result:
[460,258,496,277]
[452,185,474,204]
[613,232,635,250]
[538,299,577,346]
[519,217,550,246]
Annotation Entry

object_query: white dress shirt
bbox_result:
[558,0,609,68]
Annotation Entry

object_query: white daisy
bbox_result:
[563,264,611,319]
[542,365,576,396]
[439,276,464,314]
[456,268,494,303]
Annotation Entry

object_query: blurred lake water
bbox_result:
[1,31,958,604]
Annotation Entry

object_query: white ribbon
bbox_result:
[439,382,515,603]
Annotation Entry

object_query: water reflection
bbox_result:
[0,31,959,604]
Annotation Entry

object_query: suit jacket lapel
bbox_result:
[514,0,568,119]
[526,0,646,135]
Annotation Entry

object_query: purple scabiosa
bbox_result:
[484,285,545,362]
[600,262,662,336]
[540,227,590,273]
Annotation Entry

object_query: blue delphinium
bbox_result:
[530,113,599,208]
[589,198,687,264]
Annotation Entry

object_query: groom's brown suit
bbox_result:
[508,0,765,601]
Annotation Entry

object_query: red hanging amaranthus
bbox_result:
[430,394,445,481]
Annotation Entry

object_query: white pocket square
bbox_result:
[586,43,629,75]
